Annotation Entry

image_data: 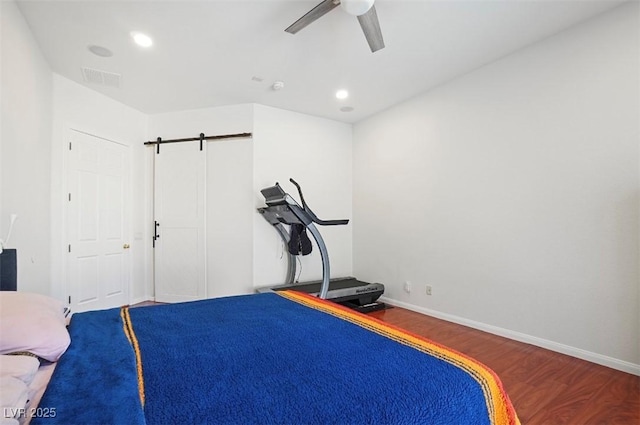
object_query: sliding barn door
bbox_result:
[154,143,206,303]
[67,130,130,312]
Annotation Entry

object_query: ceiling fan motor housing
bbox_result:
[341,0,375,16]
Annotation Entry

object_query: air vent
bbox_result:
[81,67,121,88]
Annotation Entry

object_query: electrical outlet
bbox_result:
[404,281,412,293]
[426,285,432,296]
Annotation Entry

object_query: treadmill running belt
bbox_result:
[272,278,364,294]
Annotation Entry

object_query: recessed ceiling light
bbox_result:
[131,32,153,48]
[87,45,113,57]
[336,90,349,100]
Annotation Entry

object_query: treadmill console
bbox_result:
[261,184,287,206]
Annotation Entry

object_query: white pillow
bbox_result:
[0,355,39,385]
[0,293,70,362]
[0,376,29,419]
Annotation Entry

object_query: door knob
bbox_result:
[123,243,130,249]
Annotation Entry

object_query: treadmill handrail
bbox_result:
[289,178,310,211]
[313,218,349,226]
[288,178,349,226]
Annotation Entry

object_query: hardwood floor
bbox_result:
[369,306,640,425]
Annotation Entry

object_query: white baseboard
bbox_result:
[380,296,640,376]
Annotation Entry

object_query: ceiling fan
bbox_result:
[285,0,385,53]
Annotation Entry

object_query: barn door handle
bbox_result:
[153,221,160,248]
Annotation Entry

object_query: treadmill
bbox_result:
[256,179,385,312]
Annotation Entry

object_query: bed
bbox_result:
[1,291,519,424]
[0,293,67,425]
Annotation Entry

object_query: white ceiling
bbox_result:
[17,0,625,123]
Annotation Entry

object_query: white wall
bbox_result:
[253,105,352,288]
[50,75,148,302]
[147,104,254,298]
[353,3,639,372]
[0,0,52,294]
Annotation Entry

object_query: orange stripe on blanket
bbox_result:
[121,307,146,407]
[277,290,520,425]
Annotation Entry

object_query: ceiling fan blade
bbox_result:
[357,4,385,52]
[285,0,340,34]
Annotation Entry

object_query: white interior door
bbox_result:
[154,142,206,303]
[67,130,130,312]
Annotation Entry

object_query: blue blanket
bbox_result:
[32,308,145,424]
[34,292,518,424]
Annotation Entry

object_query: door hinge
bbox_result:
[68,244,71,253]
[68,193,71,202]
[68,296,71,304]
[69,142,72,150]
